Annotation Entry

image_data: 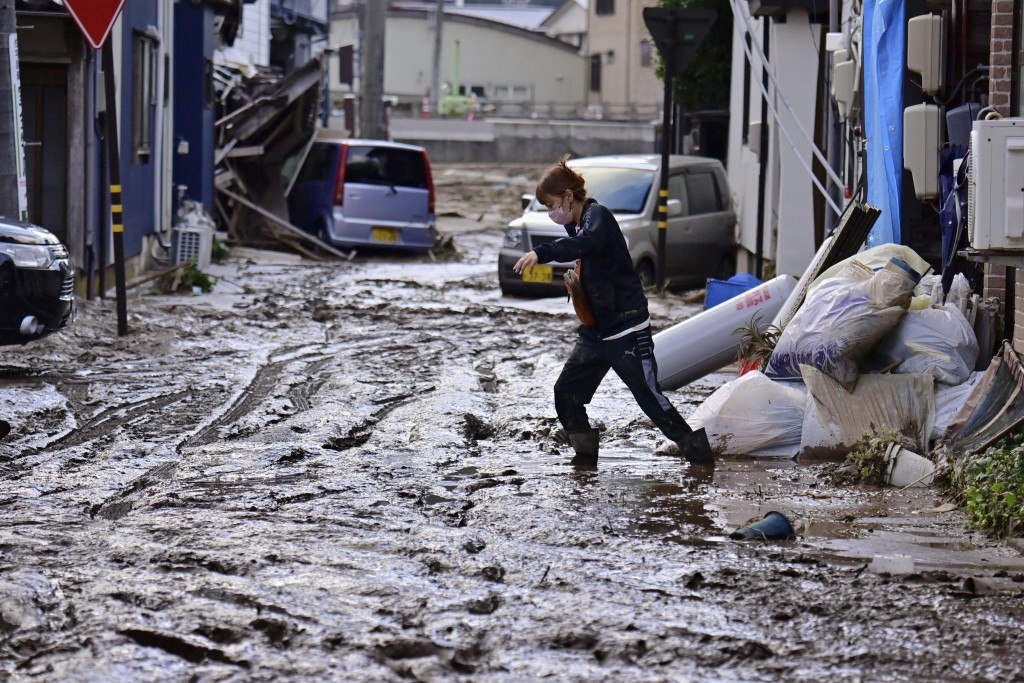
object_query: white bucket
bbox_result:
[885,444,936,488]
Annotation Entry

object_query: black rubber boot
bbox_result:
[677,428,715,466]
[567,428,600,468]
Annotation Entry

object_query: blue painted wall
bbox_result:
[173,2,216,212]
[116,0,160,258]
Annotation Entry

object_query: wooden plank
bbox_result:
[226,145,265,158]
[217,186,355,261]
[125,262,190,291]
[214,138,238,166]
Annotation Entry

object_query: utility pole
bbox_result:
[430,0,444,117]
[643,7,716,292]
[359,0,386,139]
[0,0,25,220]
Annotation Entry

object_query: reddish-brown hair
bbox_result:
[535,154,587,204]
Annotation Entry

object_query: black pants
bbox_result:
[553,326,693,442]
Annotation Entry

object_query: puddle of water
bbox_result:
[485,443,1024,574]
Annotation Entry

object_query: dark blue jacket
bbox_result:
[533,200,649,338]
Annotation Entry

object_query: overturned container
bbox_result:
[729,511,796,540]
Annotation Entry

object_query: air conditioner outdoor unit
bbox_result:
[967,118,1024,251]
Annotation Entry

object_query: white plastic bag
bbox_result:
[946,272,972,316]
[689,371,807,457]
[932,371,983,441]
[807,243,932,295]
[869,303,979,385]
[765,258,919,390]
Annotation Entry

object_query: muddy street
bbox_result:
[1,165,1023,682]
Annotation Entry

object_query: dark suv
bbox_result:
[0,219,74,345]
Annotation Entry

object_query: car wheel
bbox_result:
[500,280,527,297]
[635,260,656,290]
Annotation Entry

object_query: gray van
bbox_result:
[287,138,438,251]
[497,154,736,296]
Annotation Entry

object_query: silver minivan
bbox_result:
[497,154,736,296]
[287,137,438,251]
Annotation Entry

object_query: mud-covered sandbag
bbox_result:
[764,258,920,390]
[688,371,807,457]
[799,366,935,455]
[868,303,979,385]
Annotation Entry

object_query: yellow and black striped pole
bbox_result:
[656,54,672,293]
[102,43,128,336]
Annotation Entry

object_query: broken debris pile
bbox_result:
[211,56,343,259]
[689,243,1005,482]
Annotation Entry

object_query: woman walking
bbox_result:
[513,155,713,468]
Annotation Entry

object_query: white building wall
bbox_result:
[728,15,778,266]
[771,12,820,277]
[217,0,271,69]
[330,14,585,111]
[728,10,828,277]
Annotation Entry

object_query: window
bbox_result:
[132,32,158,163]
[684,172,723,215]
[295,143,336,184]
[640,40,652,68]
[596,0,614,15]
[345,145,429,190]
[668,173,689,214]
[581,167,654,213]
[589,54,602,92]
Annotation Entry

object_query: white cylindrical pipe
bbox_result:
[654,274,799,390]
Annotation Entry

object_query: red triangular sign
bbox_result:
[64,0,128,50]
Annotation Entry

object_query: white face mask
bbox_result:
[547,194,574,225]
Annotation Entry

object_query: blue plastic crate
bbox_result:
[704,272,763,310]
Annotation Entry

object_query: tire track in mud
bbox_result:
[93,349,339,519]
[185,349,330,447]
[36,389,194,452]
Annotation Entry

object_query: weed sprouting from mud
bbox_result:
[949,434,1024,537]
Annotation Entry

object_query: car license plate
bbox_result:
[371,227,400,242]
[522,264,552,283]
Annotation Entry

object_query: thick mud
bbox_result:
[1,165,1022,681]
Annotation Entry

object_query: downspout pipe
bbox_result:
[755,18,769,280]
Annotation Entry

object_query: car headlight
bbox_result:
[0,243,57,269]
[503,228,522,249]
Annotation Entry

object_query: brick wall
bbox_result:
[989,0,1015,114]
[985,0,1021,350]
[1016,275,1024,354]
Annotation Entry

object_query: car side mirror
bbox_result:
[521,193,535,211]
[667,198,683,218]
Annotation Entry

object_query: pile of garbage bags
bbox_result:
[689,243,989,462]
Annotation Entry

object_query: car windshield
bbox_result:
[578,167,654,213]
[531,166,654,214]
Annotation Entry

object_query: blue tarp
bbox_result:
[863,0,905,247]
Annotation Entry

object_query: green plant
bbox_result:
[157,263,214,294]
[949,434,1024,537]
[840,429,905,485]
[180,263,214,293]
[732,313,782,370]
[211,237,229,263]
